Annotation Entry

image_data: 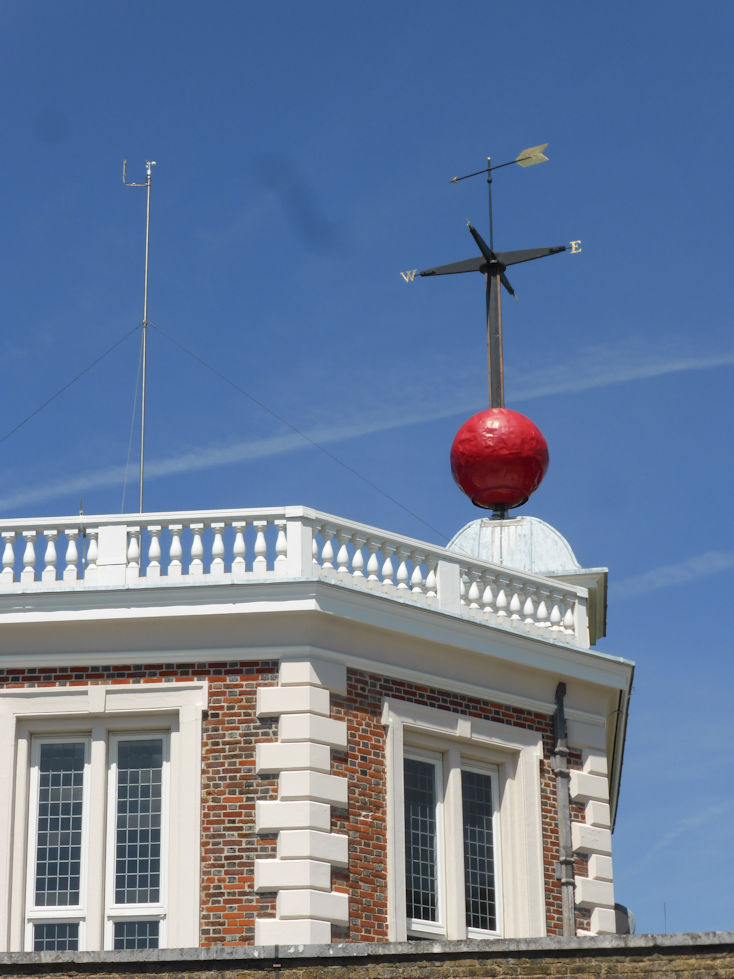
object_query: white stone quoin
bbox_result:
[254,657,350,945]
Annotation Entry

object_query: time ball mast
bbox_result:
[409,143,578,517]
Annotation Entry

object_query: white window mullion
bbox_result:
[443,746,466,940]
[9,730,31,951]
[85,723,108,950]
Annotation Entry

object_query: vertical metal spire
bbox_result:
[123,159,157,512]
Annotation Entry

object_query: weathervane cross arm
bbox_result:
[419,256,486,277]
[496,245,566,266]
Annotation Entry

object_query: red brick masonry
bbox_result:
[1,660,584,944]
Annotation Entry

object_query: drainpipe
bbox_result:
[552,681,575,936]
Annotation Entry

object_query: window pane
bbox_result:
[33,921,79,951]
[115,739,163,904]
[113,919,160,949]
[35,742,85,907]
[404,757,438,923]
[461,769,496,931]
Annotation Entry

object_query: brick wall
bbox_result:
[0,661,278,947]
[331,668,583,940]
[1,660,587,944]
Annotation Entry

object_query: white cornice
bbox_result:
[0,578,633,694]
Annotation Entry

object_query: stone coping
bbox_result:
[1,932,733,967]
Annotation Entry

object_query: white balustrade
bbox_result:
[2,532,16,584]
[64,530,79,582]
[147,526,162,579]
[127,528,141,582]
[85,530,98,584]
[274,520,287,574]
[168,524,183,579]
[336,531,350,575]
[42,531,58,583]
[232,521,247,577]
[252,521,268,575]
[210,523,226,577]
[0,506,588,645]
[190,524,205,576]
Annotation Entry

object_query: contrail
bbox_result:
[1,342,732,514]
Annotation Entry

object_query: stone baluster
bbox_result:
[312,532,320,571]
[147,526,162,579]
[563,606,575,635]
[85,530,98,583]
[232,521,247,577]
[459,572,467,608]
[320,525,335,571]
[365,539,381,581]
[253,521,268,574]
[481,579,495,616]
[495,577,509,619]
[168,525,183,578]
[467,571,481,609]
[336,531,351,575]
[395,546,410,590]
[21,531,37,584]
[536,594,549,628]
[381,543,396,588]
[351,534,366,578]
[126,528,141,582]
[410,552,425,595]
[550,599,563,631]
[42,530,58,583]
[523,593,536,625]
[1,532,16,584]
[211,522,226,576]
[274,520,288,574]
[190,523,205,576]
[509,586,523,621]
[424,556,437,599]
[63,530,79,583]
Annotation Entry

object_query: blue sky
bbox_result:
[1,0,732,935]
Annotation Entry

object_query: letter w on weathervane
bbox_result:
[400,269,418,282]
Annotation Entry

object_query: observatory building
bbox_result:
[0,503,632,952]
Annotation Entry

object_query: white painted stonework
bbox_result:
[254,657,349,945]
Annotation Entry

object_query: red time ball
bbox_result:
[450,408,549,509]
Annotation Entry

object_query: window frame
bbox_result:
[383,697,546,941]
[104,731,170,950]
[459,759,502,939]
[0,682,206,953]
[25,736,91,952]
[403,748,446,937]
[402,746,502,941]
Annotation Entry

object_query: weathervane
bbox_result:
[123,158,157,513]
[406,143,581,516]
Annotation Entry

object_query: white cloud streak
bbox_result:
[510,344,734,403]
[611,551,734,599]
[1,341,733,514]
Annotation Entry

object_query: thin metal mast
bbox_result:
[123,159,157,512]
[485,156,504,408]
